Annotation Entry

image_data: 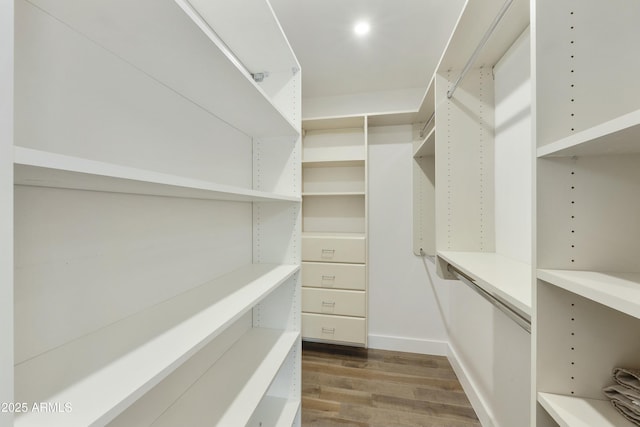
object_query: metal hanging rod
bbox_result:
[447,264,531,333]
[447,0,515,99]
[419,112,436,138]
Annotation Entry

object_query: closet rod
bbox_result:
[447,264,531,333]
[447,0,515,99]
[419,112,436,138]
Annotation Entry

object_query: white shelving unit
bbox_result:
[9,0,301,426]
[431,0,533,426]
[301,116,369,346]
[411,81,436,256]
[534,1,640,426]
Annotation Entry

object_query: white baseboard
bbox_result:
[447,343,496,427]
[367,334,448,355]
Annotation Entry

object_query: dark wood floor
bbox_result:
[302,342,481,427]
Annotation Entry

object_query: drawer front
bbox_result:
[302,313,366,345]
[302,262,366,290]
[302,288,365,317]
[302,236,365,263]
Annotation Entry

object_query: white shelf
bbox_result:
[538,109,640,157]
[438,0,529,71]
[414,128,436,158]
[538,392,636,427]
[302,192,365,197]
[537,269,640,320]
[302,116,365,130]
[302,159,365,168]
[14,147,299,203]
[152,329,299,427]
[14,264,299,427]
[25,0,298,138]
[248,397,300,427]
[302,231,366,240]
[438,251,532,316]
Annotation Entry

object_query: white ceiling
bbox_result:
[269,0,466,99]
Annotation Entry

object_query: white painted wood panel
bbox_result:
[19,0,298,136]
[536,0,640,146]
[302,262,366,291]
[494,29,532,265]
[302,128,365,162]
[15,0,254,188]
[150,329,298,427]
[537,393,636,427]
[438,251,532,317]
[537,154,640,272]
[302,195,365,233]
[302,233,366,263]
[302,288,366,317]
[248,397,300,427]
[14,264,298,426]
[0,0,13,421]
[302,313,366,345]
[302,165,365,193]
[536,282,640,401]
[15,147,299,203]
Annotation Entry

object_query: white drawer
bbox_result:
[302,288,365,317]
[302,233,365,263]
[302,313,366,345]
[302,262,366,290]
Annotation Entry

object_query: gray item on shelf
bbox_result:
[614,368,640,393]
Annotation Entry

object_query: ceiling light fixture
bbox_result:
[354,21,370,36]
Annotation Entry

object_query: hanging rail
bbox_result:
[447,264,531,333]
[447,0,515,99]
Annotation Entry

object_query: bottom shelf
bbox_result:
[248,397,300,427]
[152,328,299,427]
[538,392,636,427]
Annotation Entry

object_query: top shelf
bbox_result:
[537,108,640,157]
[438,251,532,317]
[24,0,299,138]
[437,0,529,72]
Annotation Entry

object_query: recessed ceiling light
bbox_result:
[354,21,370,36]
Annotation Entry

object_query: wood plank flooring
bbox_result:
[302,342,481,427]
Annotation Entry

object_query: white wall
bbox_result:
[0,0,13,424]
[367,125,449,355]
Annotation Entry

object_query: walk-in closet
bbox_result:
[2,0,639,426]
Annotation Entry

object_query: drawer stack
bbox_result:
[301,116,368,347]
[302,233,367,345]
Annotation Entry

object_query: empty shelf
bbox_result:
[151,329,299,427]
[302,159,365,168]
[14,147,299,202]
[14,264,299,427]
[538,392,636,427]
[538,108,640,157]
[24,0,298,137]
[302,192,365,197]
[537,269,640,319]
[413,128,436,158]
[438,251,532,317]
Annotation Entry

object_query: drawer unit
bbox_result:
[302,313,366,345]
[302,233,365,263]
[302,288,365,317]
[302,262,366,290]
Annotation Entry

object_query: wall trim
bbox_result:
[367,334,448,356]
[447,343,496,427]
